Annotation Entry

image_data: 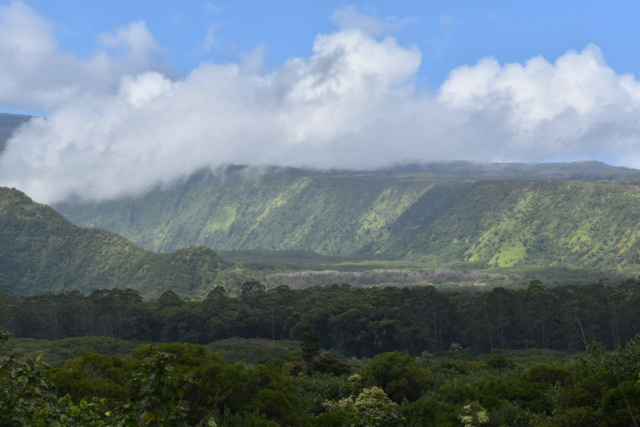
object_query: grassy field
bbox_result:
[221,249,628,291]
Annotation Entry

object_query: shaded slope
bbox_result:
[361,181,477,257]
[0,187,227,297]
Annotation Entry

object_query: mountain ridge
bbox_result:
[380,159,640,181]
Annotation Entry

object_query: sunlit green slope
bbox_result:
[383,180,640,270]
[57,167,439,255]
[56,165,640,272]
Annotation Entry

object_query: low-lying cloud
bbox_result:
[1,1,640,204]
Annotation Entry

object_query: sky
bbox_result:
[1,0,640,203]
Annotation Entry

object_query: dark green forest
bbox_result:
[3,281,639,354]
[3,281,640,425]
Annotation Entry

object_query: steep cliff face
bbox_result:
[54,166,640,272]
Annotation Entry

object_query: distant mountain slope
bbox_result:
[56,165,640,272]
[0,187,228,297]
[376,180,640,270]
[57,167,440,255]
[0,113,31,152]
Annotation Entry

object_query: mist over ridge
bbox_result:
[1,3,640,204]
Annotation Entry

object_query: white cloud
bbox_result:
[0,0,55,53]
[1,3,640,204]
[97,21,160,64]
[272,29,421,143]
[332,6,386,35]
[0,2,162,111]
[440,45,640,124]
[201,24,217,53]
[331,5,411,36]
[439,44,640,160]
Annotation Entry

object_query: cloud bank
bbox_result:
[1,2,640,204]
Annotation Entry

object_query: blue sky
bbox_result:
[1,0,640,203]
[24,0,640,88]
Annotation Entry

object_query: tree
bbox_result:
[130,350,189,426]
[157,290,184,308]
[323,386,403,426]
[240,281,266,310]
[302,328,320,376]
[363,352,433,403]
[0,284,16,334]
[0,330,112,426]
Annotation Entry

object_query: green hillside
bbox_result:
[57,167,441,255]
[0,187,228,297]
[383,180,640,270]
[55,166,640,273]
